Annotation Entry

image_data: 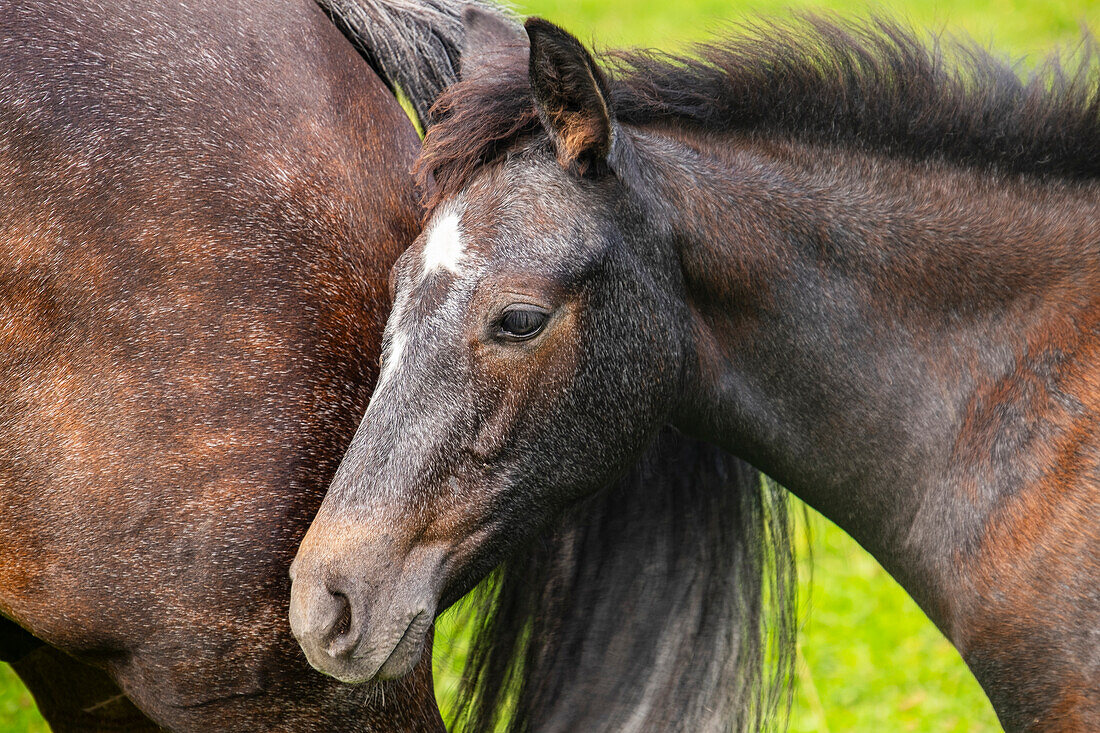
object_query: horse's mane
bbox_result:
[419,15,1100,204]
[319,0,504,125]
[443,430,799,732]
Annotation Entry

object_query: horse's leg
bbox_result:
[9,645,161,732]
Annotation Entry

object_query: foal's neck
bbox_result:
[643,129,1100,630]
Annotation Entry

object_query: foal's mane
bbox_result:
[419,15,1100,203]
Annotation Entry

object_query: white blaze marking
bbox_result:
[377,332,406,390]
[422,209,465,277]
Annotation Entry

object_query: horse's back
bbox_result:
[0,1,434,729]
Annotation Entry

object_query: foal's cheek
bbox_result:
[460,314,583,467]
[472,308,583,398]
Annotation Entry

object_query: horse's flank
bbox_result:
[0,0,469,728]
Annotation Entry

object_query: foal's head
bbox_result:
[290,11,685,683]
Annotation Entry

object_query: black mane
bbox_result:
[420,15,1100,202]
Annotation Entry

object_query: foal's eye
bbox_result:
[496,305,549,341]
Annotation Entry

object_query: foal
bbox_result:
[293,12,1099,731]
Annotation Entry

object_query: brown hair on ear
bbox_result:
[525,18,614,175]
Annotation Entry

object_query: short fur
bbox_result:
[0,0,495,728]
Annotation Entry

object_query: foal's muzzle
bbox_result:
[288,536,443,684]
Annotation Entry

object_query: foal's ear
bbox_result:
[460,6,528,81]
[525,18,614,175]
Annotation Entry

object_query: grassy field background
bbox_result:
[3,0,1096,730]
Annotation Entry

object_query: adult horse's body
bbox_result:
[0,0,458,728]
[292,11,1100,732]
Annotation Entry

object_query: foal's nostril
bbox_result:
[325,590,360,657]
[330,592,351,638]
[289,570,365,662]
[290,548,445,683]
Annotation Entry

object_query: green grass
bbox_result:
[522,0,1098,60]
[3,0,1091,729]
[0,665,48,733]
[787,513,996,732]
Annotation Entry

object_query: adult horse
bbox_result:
[0,0,469,729]
[291,10,1100,733]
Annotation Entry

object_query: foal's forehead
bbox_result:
[420,201,470,279]
[399,161,608,312]
[426,163,604,252]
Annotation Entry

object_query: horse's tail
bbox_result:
[443,428,800,732]
[319,0,503,126]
